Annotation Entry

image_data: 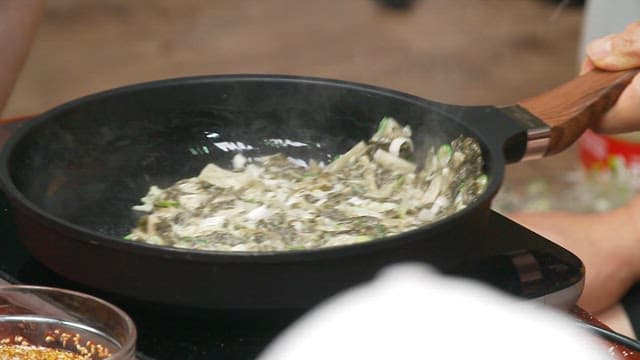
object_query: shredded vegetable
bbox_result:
[126,117,487,251]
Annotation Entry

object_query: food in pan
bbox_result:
[126,117,487,251]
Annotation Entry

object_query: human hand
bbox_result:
[509,206,640,314]
[582,21,640,134]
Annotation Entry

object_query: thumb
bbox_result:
[587,21,640,71]
[592,72,640,134]
[578,57,594,75]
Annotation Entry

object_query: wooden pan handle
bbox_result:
[518,69,639,156]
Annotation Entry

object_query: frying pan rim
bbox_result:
[0,73,504,262]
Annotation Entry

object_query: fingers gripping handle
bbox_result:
[517,69,640,157]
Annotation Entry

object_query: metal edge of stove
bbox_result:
[446,211,586,306]
[0,270,18,285]
[0,271,156,360]
[532,277,584,310]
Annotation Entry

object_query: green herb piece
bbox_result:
[476,174,488,188]
[437,144,453,164]
[457,181,467,192]
[376,116,392,134]
[155,200,180,208]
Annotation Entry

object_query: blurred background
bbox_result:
[4,0,598,213]
[4,0,583,115]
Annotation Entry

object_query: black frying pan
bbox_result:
[0,72,636,309]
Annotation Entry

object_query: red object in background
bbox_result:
[579,130,640,170]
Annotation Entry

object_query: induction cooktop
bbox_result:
[0,191,584,360]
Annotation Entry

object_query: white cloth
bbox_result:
[259,264,609,360]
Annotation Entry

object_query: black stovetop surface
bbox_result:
[0,192,583,360]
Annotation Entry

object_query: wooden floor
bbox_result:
[3,0,585,192]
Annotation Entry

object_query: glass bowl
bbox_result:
[0,285,136,359]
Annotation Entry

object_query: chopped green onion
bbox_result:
[437,144,453,164]
[155,200,180,208]
[393,175,406,190]
[476,174,488,187]
[457,181,467,192]
[377,116,392,134]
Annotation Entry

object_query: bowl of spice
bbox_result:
[0,285,136,359]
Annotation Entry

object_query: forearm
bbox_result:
[509,205,640,314]
[0,0,45,115]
